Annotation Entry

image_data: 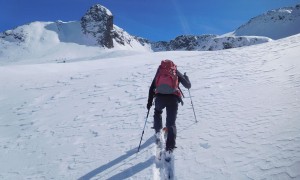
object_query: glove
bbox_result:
[147,101,152,110]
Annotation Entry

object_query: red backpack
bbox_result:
[155,60,181,97]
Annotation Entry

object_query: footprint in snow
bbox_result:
[200,143,211,149]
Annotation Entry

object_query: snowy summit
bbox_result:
[233,4,300,39]
[81,4,114,48]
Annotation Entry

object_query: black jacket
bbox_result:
[147,69,191,105]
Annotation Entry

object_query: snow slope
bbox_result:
[233,4,300,39]
[0,34,300,179]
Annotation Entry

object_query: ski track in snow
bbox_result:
[0,34,300,179]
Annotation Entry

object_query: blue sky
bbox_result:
[1,0,300,41]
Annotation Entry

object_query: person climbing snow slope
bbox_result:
[147,59,191,153]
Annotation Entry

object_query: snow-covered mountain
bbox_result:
[0,32,299,179]
[81,4,151,50]
[152,34,271,51]
[0,3,300,65]
[0,4,152,65]
[153,4,300,51]
[233,4,300,39]
[80,4,114,48]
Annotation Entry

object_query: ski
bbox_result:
[163,150,174,179]
[154,127,175,179]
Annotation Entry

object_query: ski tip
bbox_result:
[163,127,168,132]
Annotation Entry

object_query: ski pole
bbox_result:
[188,89,198,123]
[137,109,150,152]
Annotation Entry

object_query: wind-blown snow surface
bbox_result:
[0,34,300,179]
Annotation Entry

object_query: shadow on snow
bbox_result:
[78,136,154,180]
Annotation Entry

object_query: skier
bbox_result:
[147,59,191,153]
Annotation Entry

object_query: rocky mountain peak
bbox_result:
[80,4,114,48]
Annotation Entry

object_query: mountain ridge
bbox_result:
[0,4,299,64]
[233,4,300,39]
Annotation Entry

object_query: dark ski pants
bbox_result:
[153,94,178,150]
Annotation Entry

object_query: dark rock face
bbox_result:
[151,35,217,51]
[0,29,26,43]
[150,34,271,52]
[81,4,114,48]
[169,35,199,50]
[151,41,171,51]
[170,35,217,50]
